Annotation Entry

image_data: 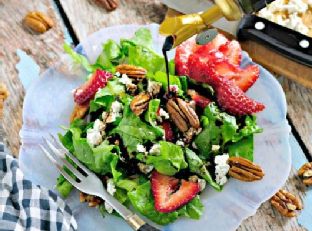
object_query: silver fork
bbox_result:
[40,135,159,231]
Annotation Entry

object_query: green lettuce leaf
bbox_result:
[228,135,254,161]
[150,71,182,92]
[146,141,188,176]
[64,43,93,72]
[179,195,204,219]
[185,148,221,191]
[112,105,162,153]
[144,99,164,137]
[56,175,73,198]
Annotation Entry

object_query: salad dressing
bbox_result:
[162,36,174,95]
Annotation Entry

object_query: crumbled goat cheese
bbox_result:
[107,178,116,196]
[115,72,121,77]
[93,119,106,131]
[119,73,132,85]
[176,140,185,147]
[104,202,114,214]
[215,154,230,186]
[107,101,123,123]
[198,179,206,191]
[138,163,154,174]
[211,145,220,152]
[157,108,169,122]
[136,144,147,153]
[86,129,102,147]
[147,80,162,95]
[149,144,160,155]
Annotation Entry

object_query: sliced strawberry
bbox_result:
[188,90,211,108]
[235,65,260,92]
[218,40,242,66]
[162,121,174,142]
[208,70,265,115]
[151,171,200,213]
[213,61,259,92]
[74,69,112,105]
[175,36,197,76]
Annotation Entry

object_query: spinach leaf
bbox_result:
[228,135,254,161]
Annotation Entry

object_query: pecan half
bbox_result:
[23,11,54,33]
[80,192,102,207]
[70,104,89,122]
[0,83,9,118]
[298,162,312,186]
[95,0,119,11]
[270,189,302,217]
[228,157,264,182]
[166,99,188,132]
[116,64,147,79]
[166,98,200,133]
[130,92,150,116]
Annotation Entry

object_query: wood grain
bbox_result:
[0,0,65,155]
[58,0,167,41]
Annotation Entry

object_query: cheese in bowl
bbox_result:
[258,0,312,37]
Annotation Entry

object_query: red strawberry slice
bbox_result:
[188,90,211,108]
[213,61,259,92]
[175,36,197,76]
[151,171,200,213]
[74,69,112,105]
[218,40,242,66]
[175,34,228,76]
[207,69,265,115]
[162,121,174,142]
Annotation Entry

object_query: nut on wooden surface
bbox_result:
[23,11,54,33]
[95,0,119,11]
[270,189,302,217]
[130,92,150,116]
[298,162,312,186]
[228,156,264,182]
[116,64,147,79]
[0,83,9,118]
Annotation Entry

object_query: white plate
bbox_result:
[19,24,291,231]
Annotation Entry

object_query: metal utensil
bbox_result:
[40,135,160,231]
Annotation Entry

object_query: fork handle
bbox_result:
[127,214,160,231]
[138,224,160,231]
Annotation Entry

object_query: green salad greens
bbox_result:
[57,28,263,225]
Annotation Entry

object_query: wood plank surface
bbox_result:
[0,0,65,155]
[58,0,167,41]
[55,2,311,230]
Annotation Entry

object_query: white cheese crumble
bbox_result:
[107,101,123,123]
[107,178,116,196]
[215,154,230,186]
[198,178,206,191]
[138,163,154,174]
[176,140,185,147]
[211,145,220,152]
[86,129,102,147]
[115,72,121,77]
[93,119,106,131]
[104,202,114,214]
[136,144,147,153]
[119,73,132,85]
[147,80,162,95]
[192,142,198,149]
[157,108,169,122]
[169,85,179,93]
[149,144,160,155]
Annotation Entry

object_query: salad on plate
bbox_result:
[56,28,265,225]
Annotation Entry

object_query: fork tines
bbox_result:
[39,134,91,187]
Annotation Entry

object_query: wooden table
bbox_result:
[0,0,311,230]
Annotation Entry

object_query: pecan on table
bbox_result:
[130,92,150,116]
[298,162,312,186]
[0,83,9,118]
[80,192,102,207]
[270,189,302,217]
[23,11,54,33]
[95,0,119,11]
[166,98,200,133]
[116,64,147,79]
[228,156,264,182]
